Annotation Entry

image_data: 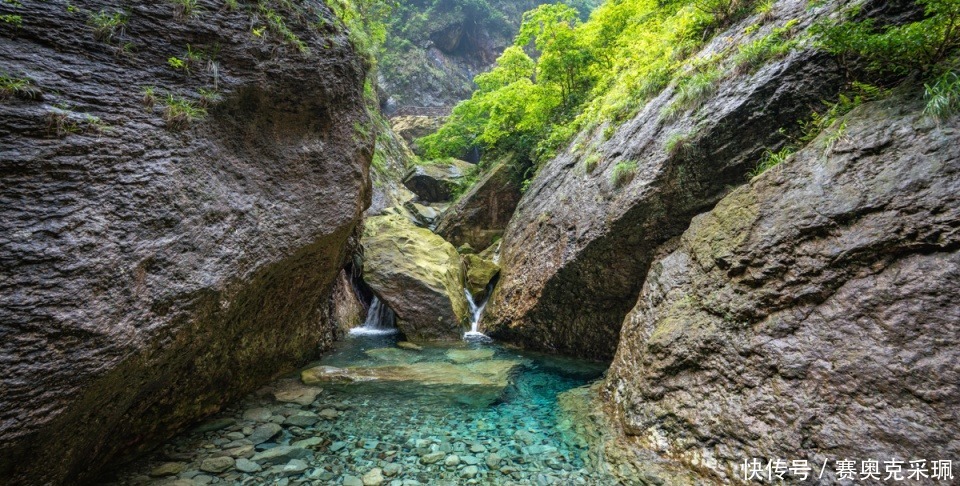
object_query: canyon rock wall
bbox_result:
[604,97,960,483]
[0,1,370,483]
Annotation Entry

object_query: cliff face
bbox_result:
[482,0,911,359]
[0,1,371,484]
[604,97,960,483]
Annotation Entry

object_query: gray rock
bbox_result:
[248,423,282,445]
[382,463,402,477]
[420,452,445,464]
[318,408,340,420]
[460,465,478,478]
[234,458,261,473]
[149,462,187,477]
[485,453,501,469]
[402,159,474,203]
[342,475,364,486]
[605,98,960,483]
[199,456,234,473]
[283,411,319,427]
[443,454,460,467]
[242,408,273,422]
[250,446,310,465]
[362,467,384,486]
[435,157,522,251]
[0,1,371,482]
[291,437,322,449]
[329,441,348,452]
[281,458,309,476]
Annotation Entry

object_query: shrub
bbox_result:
[583,153,601,173]
[664,131,698,157]
[172,0,200,19]
[749,146,793,177]
[924,70,960,120]
[142,86,157,108]
[733,20,800,74]
[198,88,222,108]
[0,73,41,100]
[1,14,22,27]
[163,95,207,129]
[88,9,127,43]
[610,160,638,188]
[661,69,721,120]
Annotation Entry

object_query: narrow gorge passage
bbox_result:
[3,0,958,484]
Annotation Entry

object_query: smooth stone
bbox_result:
[319,408,339,420]
[272,381,323,406]
[193,475,214,485]
[486,453,501,468]
[462,455,479,465]
[330,441,347,452]
[283,411,319,427]
[470,443,486,453]
[248,423,282,445]
[382,463,402,477]
[220,444,254,459]
[446,349,495,364]
[149,462,187,477]
[250,446,310,465]
[362,467,384,486]
[343,475,364,486]
[414,439,431,449]
[193,418,236,434]
[225,432,245,440]
[461,465,479,478]
[241,408,273,422]
[234,458,261,473]
[281,458,309,476]
[443,455,460,467]
[292,437,322,448]
[397,341,423,351]
[301,365,355,385]
[199,456,234,473]
[420,452,444,464]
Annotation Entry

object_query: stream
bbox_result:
[108,333,610,485]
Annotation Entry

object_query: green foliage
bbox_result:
[327,0,395,62]
[924,70,960,119]
[733,20,800,74]
[664,131,697,157]
[172,0,201,18]
[813,0,960,77]
[168,56,187,71]
[141,86,157,108]
[198,88,222,107]
[0,73,40,100]
[163,94,207,129]
[661,68,721,120]
[88,9,127,43]
[258,3,309,54]
[225,0,239,10]
[583,152,601,173]
[1,14,21,27]
[749,146,793,177]
[610,160,638,188]
[695,0,756,30]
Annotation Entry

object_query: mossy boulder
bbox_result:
[362,215,470,340]
[435,158,521,251]
[402,159,475,203]
[463,254,499,300]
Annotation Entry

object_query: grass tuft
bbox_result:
[610,160,638,188]
[924,71,960,121]
[163,94,207,129]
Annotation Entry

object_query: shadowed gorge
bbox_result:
[2,0,959,484]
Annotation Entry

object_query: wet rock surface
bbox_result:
[0,1,370,483]
[483,0,905,359]
[435,158,522,251]
[402,159,475,203]
[604,97,960,482]
[106,336,610,486]
[361,215,470,340]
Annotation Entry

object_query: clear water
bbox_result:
[109,333,610,485]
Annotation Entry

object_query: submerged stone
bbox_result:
[250,446,310,465]
[445,349,494,364]
[149,462,186,477]
[199,456,234,473]
[301,365,355,385]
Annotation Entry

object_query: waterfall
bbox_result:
[463,288,492,341]
[349,296,398,336]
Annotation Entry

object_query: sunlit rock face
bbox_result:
[0,1,371,483]
[605,98,960,483]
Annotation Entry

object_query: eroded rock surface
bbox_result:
[435,158,521,251]
[0,1,370,483]
[403,159,475,203]
[604,98,960,483]
[361,215,470,340]
[484,0,906,359]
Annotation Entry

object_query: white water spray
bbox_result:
[349,296,399,336]
[463,288,492,341]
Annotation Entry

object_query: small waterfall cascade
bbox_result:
[349,296,398,336]
[463,288,492,341]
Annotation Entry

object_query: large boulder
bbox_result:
[463,254,499,300]
[390,115,444,151]
[483,0,905,359]
[402,159,475,203]
[603,97,960,483]
[362,215,470,340]
[0,1,370,484]
[435,158,522,251]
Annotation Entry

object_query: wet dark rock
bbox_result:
[435,158,522,251]
[248,423,282,446]
[403,159,475,203]
[198,456,234,474]
[0,1,371,484]
[484,0,906,359]
[604,97,960,483]
[250,446,310,466]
